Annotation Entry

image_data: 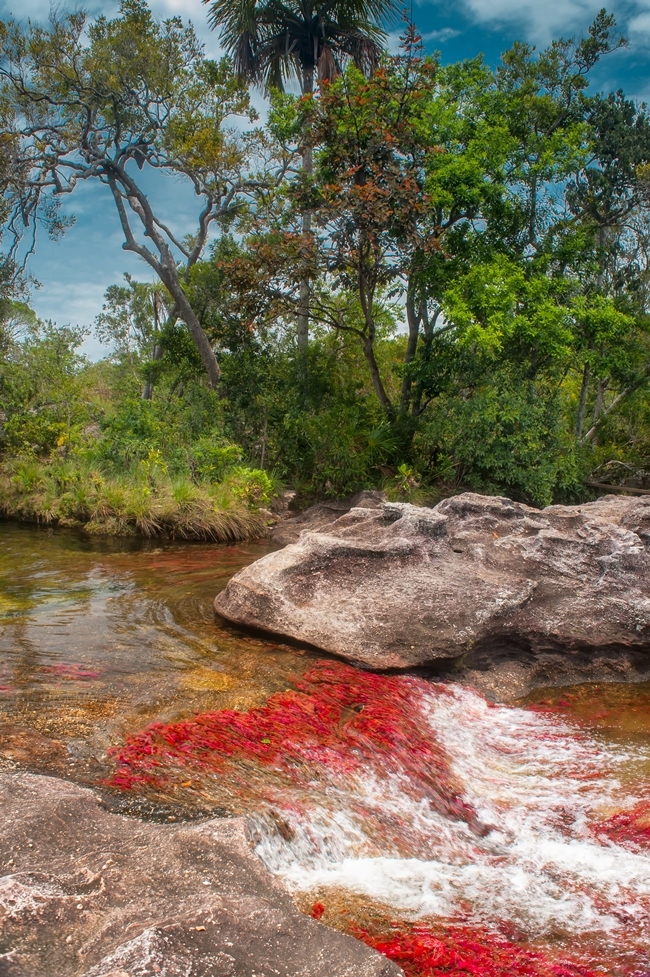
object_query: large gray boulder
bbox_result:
[0,771,399,977]
[215,492,650,699]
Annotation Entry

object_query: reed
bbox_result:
[0,458,271,542]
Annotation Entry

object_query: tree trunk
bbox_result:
[162,274,221,388]
[142,294,167,400]
[296,66,314,352]
[575,362,590,438]
[593,377,608,425]
[412,306,439,416]
[528,172,538,246]
[363,335,393,415]
[106,171,221,389]
[260,409,269,469]
[399,287,421,416]
[141,342,163,401]
[589,377,608,445]
[584,367,650,442]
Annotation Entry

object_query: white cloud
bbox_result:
[421,27,461,42]
[420,0,650,67]
[453,0,605,44]
[629,9,650,36]
[0,0,221,52]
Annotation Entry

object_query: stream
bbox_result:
[1,521,650,977]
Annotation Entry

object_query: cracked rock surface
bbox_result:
[0,771,400,977]
[215,492,650,699]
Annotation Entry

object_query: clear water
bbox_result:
[0,521,316,796]
[2,521,650,975]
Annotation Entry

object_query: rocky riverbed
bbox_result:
[0,771,397,977]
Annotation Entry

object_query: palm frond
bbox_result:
[235,31,259,79]
[336,28,383,75]
[206,0,399,89]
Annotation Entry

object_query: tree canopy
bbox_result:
[0,0,262,386]
[2,2,650,519]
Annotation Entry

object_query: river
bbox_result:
[1,522,649,976]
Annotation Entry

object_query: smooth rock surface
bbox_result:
[272,490,386,546]
[215,492,650,699]
[0,771,400,977]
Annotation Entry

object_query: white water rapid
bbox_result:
[251,684,650,962]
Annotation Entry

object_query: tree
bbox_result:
[403,11,627,419]
[0,321,89,456]
[95,275,174,399]
[206,0,399,349]
[495,9,626,250]
[221,36,513,416]
[564,92,650,439]
[0,0,260,388]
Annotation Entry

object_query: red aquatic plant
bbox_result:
[354,922,602,977]
[107,660,478,830]
[595,801,650,849]
[44,663,100,680]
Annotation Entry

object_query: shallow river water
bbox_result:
[1,522,650,977]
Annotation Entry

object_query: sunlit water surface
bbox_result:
[0,521,312,798]
[2,521,650,976]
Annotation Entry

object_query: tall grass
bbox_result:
[0,459,272,542]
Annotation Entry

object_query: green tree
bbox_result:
[0,0,260,388]
[95,276,175,399]
[207,0,398,349]
[250,31,509,416]
[563,92,650,439]
[0,321,89,457]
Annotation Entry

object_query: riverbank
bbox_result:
[0,458,274,541]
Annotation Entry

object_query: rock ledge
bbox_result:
[0,771,399,977]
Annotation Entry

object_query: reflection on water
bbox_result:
[0,521,316,793]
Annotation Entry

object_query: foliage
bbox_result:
[2,4,650,517]
[0,456,271,539]
[207,0,398,91]
[0,0,262,387]
[0,321,90,456]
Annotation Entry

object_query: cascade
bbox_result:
[108,661,650,976]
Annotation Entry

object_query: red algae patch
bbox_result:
[354,923,602,977]
[107,667,650,977]
[306,901,605,977]
[107,661,478,832]
[595,800,650,849]
[43,663,101,681]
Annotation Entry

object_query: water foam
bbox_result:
[253,684,650,950]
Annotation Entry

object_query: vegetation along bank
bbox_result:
[1,3,650,537]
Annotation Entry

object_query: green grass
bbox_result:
[0,459,272,542]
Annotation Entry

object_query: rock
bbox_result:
[215,492,650,699]
[272,491,386,546]
[0,771,400,977]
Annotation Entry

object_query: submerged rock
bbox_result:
[0,771,399,977]
[214,492,650,699]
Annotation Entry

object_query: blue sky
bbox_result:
[1,0,648,357]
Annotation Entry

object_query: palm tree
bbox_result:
[205,0,399,349]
